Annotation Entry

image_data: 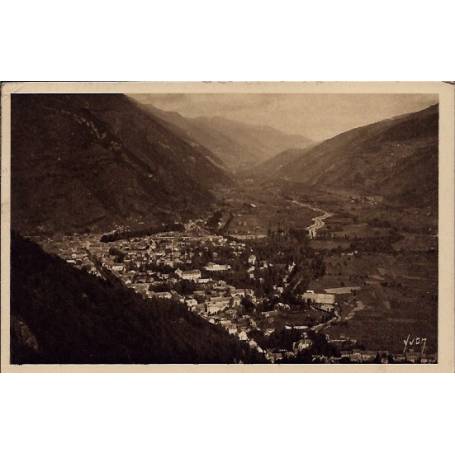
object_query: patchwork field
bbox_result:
[213,180,439,356]
[218,185,316,236]
[307,198,437,354]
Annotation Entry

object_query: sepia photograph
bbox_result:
[3,4,455,455]
[1,82,454,372]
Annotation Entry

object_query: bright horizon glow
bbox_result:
[130,93,438,142]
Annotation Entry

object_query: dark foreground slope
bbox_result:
[270,104,438,207]
[12,94,231,234]
[11,233,264,364]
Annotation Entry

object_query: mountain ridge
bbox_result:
[136,102,314,171]
[12,94,232,233]
[261,104,438,207]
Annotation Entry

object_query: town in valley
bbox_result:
[11,91,439,365]
[32,181,437,364]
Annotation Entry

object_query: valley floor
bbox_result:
[29,179,438,364]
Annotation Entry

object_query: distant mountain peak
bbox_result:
[135,103,314,172]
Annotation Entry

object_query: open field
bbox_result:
[228,180,439,355]
[216,184,317,236]
[304,191,438,354]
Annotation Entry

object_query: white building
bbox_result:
[185,298,198,308]
[151,291,173,300]
[302,291,336,305]
[175,269,201,281]
[204,263,231,272]
[323,286,361,295]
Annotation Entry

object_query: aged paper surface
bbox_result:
[1,81,453,372]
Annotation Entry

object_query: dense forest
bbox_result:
[10,232,266,364]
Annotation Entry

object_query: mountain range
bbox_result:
[256,104,438,207]
[12,95,438,236]
[12,94,231,233]
[9,96,439,365]
[137,102,314,171]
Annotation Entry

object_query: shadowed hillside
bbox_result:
[12,94,232,234]
[266,104,438,207]
[245,147,313,179]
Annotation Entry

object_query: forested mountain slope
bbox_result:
[12,94,232,233]
[271,104,438,207]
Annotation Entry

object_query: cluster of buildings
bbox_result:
[34,225,430,364]
[41,231,272,353]
[37,230,351,361]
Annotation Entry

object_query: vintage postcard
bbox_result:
[1,82,453,372]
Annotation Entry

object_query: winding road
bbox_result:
[291,200,333,239]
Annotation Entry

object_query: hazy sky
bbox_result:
[131,93,438,141]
